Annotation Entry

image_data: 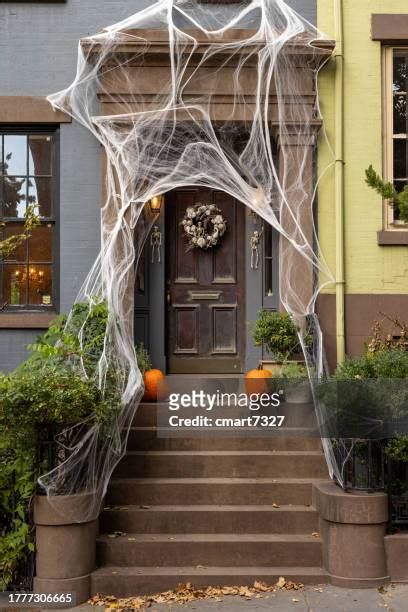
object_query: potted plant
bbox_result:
[252,310,311,373]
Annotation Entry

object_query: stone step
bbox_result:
[132,403,316,428]
[126,427,321,451]
[96,533,323,567]
[107,478,325,506]
[113,450,328,479]
[91,565,328,597]
[100,504,318,534]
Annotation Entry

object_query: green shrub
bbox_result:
[0,299,120,590]
[318,349,408,440]
[333,354,376,379]
[281,362,308,378]
[28,299,110,377]
[371,349,408,378]
[385,436,408,463]
[252,311,308,360]
[334,349,408,380]
[135,343,151,375]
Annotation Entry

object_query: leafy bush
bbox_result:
[135,342,151,375]
[252,311,308,360]
[281,362,308,378]
[0,299,120,590]
[334,349,408,380]
[371,350,408,378]
[29,299,110,377]
[332,353,375,379]
[0,438,36,591]
[385,436,408,463]
[0,364,110,431]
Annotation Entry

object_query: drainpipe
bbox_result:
[334,0,345,364]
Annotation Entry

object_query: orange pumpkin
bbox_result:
[245,368,273,395]
[143,369,166,402]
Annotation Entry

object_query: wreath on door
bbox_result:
[181,202,227,250]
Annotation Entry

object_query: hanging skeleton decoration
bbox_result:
[150,225,162,263]
[250,229,262,270]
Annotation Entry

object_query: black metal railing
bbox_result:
[334,437,408,531]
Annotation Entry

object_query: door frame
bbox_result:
[137,194,279,374]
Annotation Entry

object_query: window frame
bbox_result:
[383,46,408,229]
[0,125,60,313]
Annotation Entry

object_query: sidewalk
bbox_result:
[62,584,407,611]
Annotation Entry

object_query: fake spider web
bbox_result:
[40,0,344,516]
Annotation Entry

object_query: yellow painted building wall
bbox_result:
[317,0,408,295]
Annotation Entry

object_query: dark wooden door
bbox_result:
[166,188,245,374]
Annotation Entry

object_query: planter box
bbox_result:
[313,481,389,588]
[34,493,99,607]
[259,359,305,375]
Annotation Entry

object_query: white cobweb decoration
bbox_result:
[39,0,343,516]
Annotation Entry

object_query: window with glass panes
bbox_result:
[0,129,58,309]
[262,221,279,310]
[384,48,408,225]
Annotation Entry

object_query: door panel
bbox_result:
[166,187,245,373]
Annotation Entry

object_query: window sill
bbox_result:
[0,311,56,329]
[377,229,408,246]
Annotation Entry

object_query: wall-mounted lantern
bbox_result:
[149,194,165,215]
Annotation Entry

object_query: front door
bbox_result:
[166,188,245,373]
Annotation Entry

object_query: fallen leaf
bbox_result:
[108,530,124,538]
[272,503,280,508]
[254,580,269,592]
[239,586,253,597]
[276,576,286,588]
[292,598,300,603]
[312,532,319,538]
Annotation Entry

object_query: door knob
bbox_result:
[166,291,171,306]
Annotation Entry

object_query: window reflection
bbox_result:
[30,226,52,262]
[29,135,52,176]
[393,95,406,134]
[393,53,408,93]
[3,135,27,175]
[3,177,26,218]
[28,177,52,218]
